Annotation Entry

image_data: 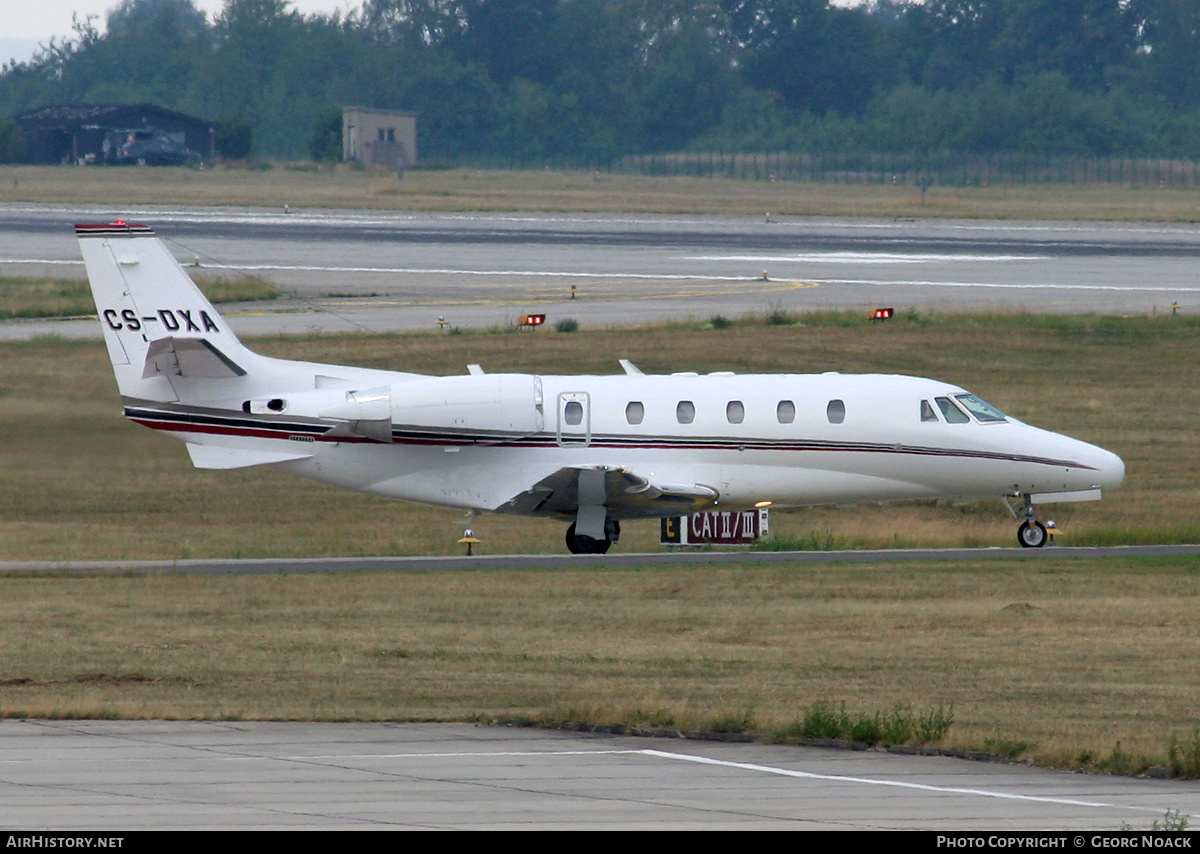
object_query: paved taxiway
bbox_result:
[2,204,1199,340]
[3,721,1196,830]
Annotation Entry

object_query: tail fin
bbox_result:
[77,222,253,402]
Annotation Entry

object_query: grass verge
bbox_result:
[0,557,1197,776]
[0,274,279,320]
[9,164,1200,220]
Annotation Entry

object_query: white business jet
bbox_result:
[78,222,1124,554]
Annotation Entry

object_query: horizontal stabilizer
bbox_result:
[186,444,312,470]
[143,337,247,380]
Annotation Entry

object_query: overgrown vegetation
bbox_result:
[755,530,836,551]
[1152,810,1191,832]
[781,700,955,747]
[1168,730,1200,779]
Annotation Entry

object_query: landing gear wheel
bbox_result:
[565,523,612,555]
[1017,520,1048,548]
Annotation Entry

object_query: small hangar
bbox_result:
[14,103,218,165]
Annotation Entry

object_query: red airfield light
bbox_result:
[872,307,894,321]
[519,314,546,328]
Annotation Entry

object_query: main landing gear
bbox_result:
[1016,494,1048,548]
[565,520,621,555]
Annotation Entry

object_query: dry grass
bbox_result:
[0,557,1197,772]
[7,163,1200,220]
[0,312,1196,561]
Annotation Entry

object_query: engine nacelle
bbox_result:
[391,374,543,440]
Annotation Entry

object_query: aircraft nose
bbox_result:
[1092,446,1125,491]
[1065,436,1125,491]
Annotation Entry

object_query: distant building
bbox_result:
[342,107,417,170]
[14,103,218,165]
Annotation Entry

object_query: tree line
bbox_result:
[2,0,1200,164]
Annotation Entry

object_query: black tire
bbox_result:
[1017,520,1048,548]
[565,523,611,554]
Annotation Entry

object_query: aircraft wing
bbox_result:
[496,465,719,520]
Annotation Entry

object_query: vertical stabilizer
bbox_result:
[76,222,252,400]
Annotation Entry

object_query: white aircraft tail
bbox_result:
[77,222,256,402]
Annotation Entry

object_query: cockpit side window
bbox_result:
[921,400,939,422]
[935,396,970,423]
[955,393,1008,422]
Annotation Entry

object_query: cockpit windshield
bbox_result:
[954,393,1008,422]
[935,397,970,423]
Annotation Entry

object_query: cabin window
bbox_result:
[676,401,695,424]
[827,399,845,424]
[935,396,970,424]
[564,400,584,425]
[726,400,745,424]
[921,400,939,422]
[955,393,1008,422]
[777,400,796,424]
[625,401,644,425]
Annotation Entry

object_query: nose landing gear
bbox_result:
[1016,494,1047,548]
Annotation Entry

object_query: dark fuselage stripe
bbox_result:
[126,407,1094,470]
